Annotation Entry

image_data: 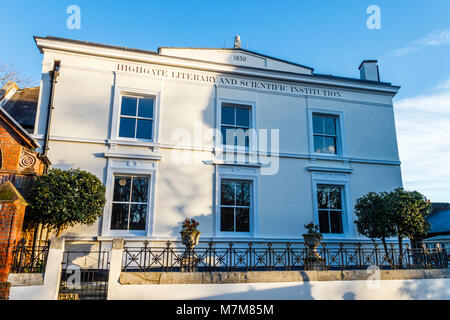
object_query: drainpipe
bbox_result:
[42,61,60,160]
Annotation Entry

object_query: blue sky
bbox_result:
[1,1,449,201]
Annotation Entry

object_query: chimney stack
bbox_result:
[359,60,380,82]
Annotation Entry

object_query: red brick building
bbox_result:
[0,82,49,299]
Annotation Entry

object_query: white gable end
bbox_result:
[158,48,313,75]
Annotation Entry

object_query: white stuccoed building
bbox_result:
[32,36,402,244]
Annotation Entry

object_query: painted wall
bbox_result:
[107,279,450,300]
[31,39,402,242]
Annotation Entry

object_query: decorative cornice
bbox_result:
[34,36,400,95]
[103,152,162,161]
[307,166,353,173]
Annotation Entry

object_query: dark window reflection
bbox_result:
[220,207,234,232]
[129,204,147,230]
[316,185,344,234]
[220,179,251,233]
[111,175,150,231]
[113,176,131,202]
[111,203,129,230]
[236,208,250,232]
[132,177,149,202]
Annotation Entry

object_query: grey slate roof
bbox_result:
[2,87,39,133]
[426,209,450,234]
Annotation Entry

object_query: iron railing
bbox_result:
[122,241,449,272]
[10,240,50,273]
[59,250,110,300]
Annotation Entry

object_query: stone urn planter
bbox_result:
[179,218,201,272]
[303,222,325,270]
[180,230,201,251]
[303,233,323,260]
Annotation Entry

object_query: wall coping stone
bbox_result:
[8,273,44,286]
[119,269,450,285]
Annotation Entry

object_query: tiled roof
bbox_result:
[426,209,450,234]
[2,87,39,133]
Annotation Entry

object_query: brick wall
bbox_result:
[0,185,28,300]
[0,124,22,172]
[0,112,46,299]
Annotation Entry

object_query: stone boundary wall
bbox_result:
[119,269,450,285]
[8,273,44,286]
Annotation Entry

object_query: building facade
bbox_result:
[32,36,402,244]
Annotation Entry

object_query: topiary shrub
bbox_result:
[25,168,106,237]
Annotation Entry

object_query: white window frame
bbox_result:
[110,86,161,145]
[215,98,257,154]
[315,184,345,234]
[214,165,259,238]
[101,158,157,237]
[308,108,346,157]
[311,171,353,239]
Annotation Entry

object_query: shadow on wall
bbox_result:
[203,271,315,300]
[158,163,212,237]
[399,278,450,300]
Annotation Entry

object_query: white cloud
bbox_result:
[394,79,450,201]
[393,29,450,56]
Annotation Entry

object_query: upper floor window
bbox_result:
[220,179,251,232]
[119,96,154,140]
[110,175,150,231]
[312,113,338,154]
[221,103,251,148]
[316,185,344,234]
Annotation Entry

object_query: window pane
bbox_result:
[113,176,131,202]
[330,211,343,233]
[136,119,153,140]
[317,187,328,209]
[323,136,337,154]
[110,203,129,230]
[221,181,235,205]
[221,126,235,145]
[121,97,137,116]
[328,186,342,209]
[129,204,147,230]
[313,135,324,153]
[236,182,250,206]
[132,177,149,203]
[312,115,324,134]
[318,210,330,233]
[324,116,336,135]
[220,207,234,232]
[236,107,250,127]
[236,208,250,232]
[119,117,136,138]
[221,106,235,125]
[138,98,154,118]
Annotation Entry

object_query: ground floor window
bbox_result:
[110,175,150,231]
[220,179,251,232]
[316,184,344,234]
